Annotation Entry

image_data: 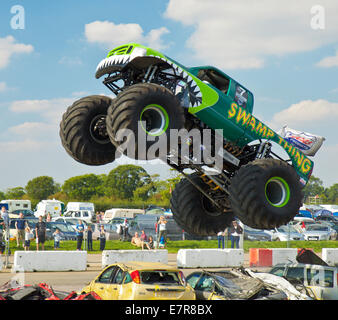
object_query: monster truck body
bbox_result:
[60,43,318,235]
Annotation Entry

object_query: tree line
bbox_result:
[0,167,337,211]
[0,165,182,211]
[302,176,338,204]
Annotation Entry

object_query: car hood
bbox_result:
[245,269,313,300]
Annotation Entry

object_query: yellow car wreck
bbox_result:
[81,261,196,300]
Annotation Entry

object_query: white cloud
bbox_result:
[317,50,338,67]
[85,21,170,50]
[164,0,338,69]
[8,122,55,138]
[0,139,47,152]
[271,99,338,129]
[9,98,75,125]
[0,35,33,69]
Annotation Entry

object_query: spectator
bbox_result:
[122,219,129,241]
[158,236,166,249]
[116,222,123,241]
[35,215,46,251]
[87,225,93,251]
[140,229,148,242]
[53,228,61,250]
[99,225,106,251]
[147,236,154,250]
[230,220,243,249]
[75,220,85,251]
[46,212,52,222]
[15,212,27,248]
[157,216,167,248]
[217,230,225,249]
[131,232,145,249]
[0,206,10,234]
[24,226,33,251]
[96,212,101,223]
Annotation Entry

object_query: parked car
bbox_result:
[63,210,93,224]
[80,262,195,300]
[9,209,36,219]
[269,225,305,241]
[186,270,289,300]
[45,222,78,241]
[90,223,118,240]
[269,263,338,300]
[128,214,184,241]
[315,215,338,224]
[243,226,272,241]
[52,217,88,231]
[8,218,38,240]
[289,220,317,233]
[302,224,337,241]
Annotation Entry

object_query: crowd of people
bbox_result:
[1,205,243,253]
[217,220,243,249]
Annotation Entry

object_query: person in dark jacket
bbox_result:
[230,220,243,249]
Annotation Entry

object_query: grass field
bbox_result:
[5,239,337,254]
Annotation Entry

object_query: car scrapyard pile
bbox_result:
[0,249,333,301]
[0,282,101,300]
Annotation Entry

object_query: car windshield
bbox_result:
[140,271,181,285]
[277,225,298,233]
[307,225,329,231]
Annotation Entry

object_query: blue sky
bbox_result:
[0,0,338,192]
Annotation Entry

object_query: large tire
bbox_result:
[106,83,185,160]
[170,173,234,236]
[60,95,119,166]
[229,158,303,229]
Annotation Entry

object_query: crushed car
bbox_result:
[186,268,313,300]
[0,282,101,300]
[268,248,338,300]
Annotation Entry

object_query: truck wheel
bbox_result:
[106,83,185,160]
[170,173,234,236]
[229,158,303,229]
[60,95,119,166]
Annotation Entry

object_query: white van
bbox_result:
[0,199,31,213]
[34,199,64,218]
[103,208,145,222]
[64,202,95,223]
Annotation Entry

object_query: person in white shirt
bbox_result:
[230,220,243,248]
[157,216,167,248]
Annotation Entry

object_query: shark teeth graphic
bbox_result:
[95,53,202,107]
[95,54,131,77]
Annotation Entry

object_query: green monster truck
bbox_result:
[60,43,316,236]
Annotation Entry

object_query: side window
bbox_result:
[83,211,89,217]
[285,267,305,283]
[197,68,230,94]
[75,212,80,217]
[112,269,125,284]
[195,275,214,292]
[270,267,285,277]
[97,266,117,284]
[187,273,202,289]
[307,268,333,288]
[124,272,132,284]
